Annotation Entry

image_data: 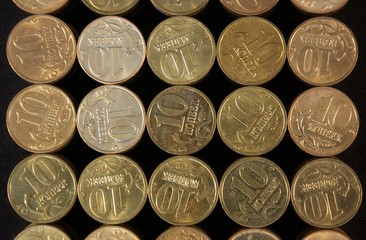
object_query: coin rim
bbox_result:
[12,0,70,14]
[220,0,279,16]
[228,228,281,240]
[81,0,139,15]
[290,0,349,15]
[150,0,210,16]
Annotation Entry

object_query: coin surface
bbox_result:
[147,86,216,155]
[151,0,209,16]
[287,17,357,86]
[147,16,216,85]
[217,17,286,85]
[77,85,145,154]
[291,0,348,15]
[217,86,287,155]
[288,87,358,156]
[85,226,140,240]
[77,16,145,84]
[14,224,71,240]
[299,229,351,240]
[149,155,218,225]
[220,156,290,227]
[7,154,77,223]
[12,0,70,14]
[7,15,76,84]
[157,226,211,240]
[220,0,279,16]
[7,84,76,153]
[229,228,281,240]
[291,158,362,228]
[82,0,139,15]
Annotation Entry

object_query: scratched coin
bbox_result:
[287,17,357,86]
[299,229,351,240]
[147,86,216,155]
[291,158,362,228]
[14,224,71,240]
[288,87,358,156]
[149,155,218,225]
[7,154,77,223]
[82,0,139,15]
[6,84,76,153]
[147,16,216,85]
[150,0,209,16]
[12,0,70,14]
[76,85,145,154]
[220,156,290,227]
[85,225,141,240]
[217,86,287,155]
[157,226,211,240]
[229,228,281,240]
[220,0,279,16]
[291,0,348,15]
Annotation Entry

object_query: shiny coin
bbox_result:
[85,226,140,240]
[149,155,218,225]
[151,0,209,16]
[15,224,71,240]
[147,86,216,155]
[7,84,76,153]
[217,17,285,85]
[287,17,357,86]
[291,158,362,228]
[220,156,290,227]
[229,228,281,240]
[217,86,287,155]
[157,226,211,240]
[220,0,279,16]
[77,85,145,154]
[291,0,348,15]
[78,155,147,224]
[77,16,145,84]
[288,87,358,156]
[147,16,216,85]
[6,15,76,84]
[82,0,139,15]
[12,0,70,14]
[7,154,77,223]
[299,229,351,240]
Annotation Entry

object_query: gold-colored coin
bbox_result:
[78,155,147,224]
[287,17,357,86]
[7,15,76,84]
[7,84,76,153]
[147,86,216,155]
[149,155,218,225]
[291,158,362,228]
[217,86,287,155]
[299,229,351,240]
[288,87,358,156]
[12,0,70,14]
[77,85,145,154]
[291,0,348,15]
[82,0,139,15]
[220,0,279,16]
[229,228,281,240]
[157,226,211,240]
[85,225,140,240]
[150,0,209,16]
[7,154,77,223]
[220,156,290,227]
[217,17,285,85]
[147,16,216,85]
[14,224,71,240]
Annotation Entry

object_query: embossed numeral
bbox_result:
[316,96,352,130]
[161,45,196,80]
[13,29,45,64]
[89,186,125,218]
[88,47,124,78]
[155,94,188,131]
[108,106,138,142]
[16,92,49,127]
[297,47,332,77]
[304,191,343,222]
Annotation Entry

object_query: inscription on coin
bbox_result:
[157,226,211,240]
[151,0,209,16]
[291,0,349,15]
[15,224,71,240]
[220,0,279,16]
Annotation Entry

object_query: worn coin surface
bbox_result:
[82,0,139,15]
[85,226,140,240]
[14,224,71,240]
[299,229,351,240]
[151,0,209,16]
[287,17,357,86]
[149,155,218,225]
[220,0,279,16]
[12,0,70,14]
[291,0,348,15]
[157,226,211,240]
[220,156,290,227]
[288,87,358,156]
[229,228,281,240]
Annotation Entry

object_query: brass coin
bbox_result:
[77,16,145,84]
[149,155,218,225]
[288,87,358,156]
[82,0,139,15]
[78,155,147,224]
[77,85,145,154]
[220,156,290,227]
[229,228,281,240]
[147,86,216,155]
[6,15,76,84]
[85,225,140,240]
[220,0,279,16]
[287,17,357,86]
[291,158,362,228]
[14,224,71,240]
[299,229,351,240]
[7,154,77,223]
[12,0,70,14]
[217,86,287,156]
[217,17,286,85]
[6,84,76,153]
[147,16,216,85]
[157,226,211,240]
[291,0,348,15]
[150,0,209,16]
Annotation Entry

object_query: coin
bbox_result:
[291,158,362,228]
[149,155,218,225]
[14,224,71,240]
[150,0,209,16]
[220,0,279,16]
[147,16,216,85]
[288,87,358,156]
[291,0,348,15]
[220,156,290,227]
[217,86,287,155]
[85,225,140,240]
[229,228,281,240]
[7,84,76,153]
[12,0,70,14]
[78,154,147,224]
[157,226,211,240]
[299,229,351,240]
[147,86,216,155]
[6,15,76,84]
[82,0,139,15]
[217,17,286,85]
[77,85,145,154]
[77,16,145,84]
[287,17,357,86]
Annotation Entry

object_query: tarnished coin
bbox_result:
[217,86,287,156]
[220,0,279,16]
[287,17,357,86]
[229,228,281,240]
[157,226,211,240]
[149,155,218,225]
[85,225,140,240]
[6,15,76,84]
[217,17,286,85]
[147,86,216,155]
[220,156,290,227]
[291,0,348,15]
[288,87,358,156]
[77,16,145,84]
[77,85,145,154]
[82,0,139,15]
[7,84,76,153]
[12,0,70,14]
[147,16,216,85]
[7,154,77,223]
[299,229,351,240]
[151,0,209,16]
[15,224,71,240]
